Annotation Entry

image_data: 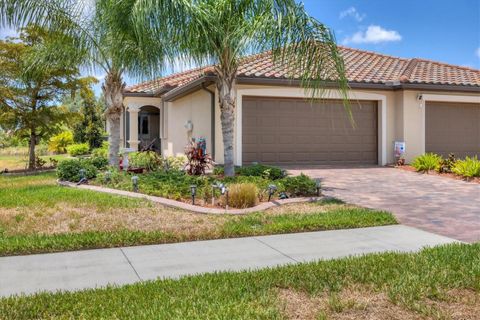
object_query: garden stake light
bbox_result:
[267,184,277,201]
[190,185,197,205]
[316,179,321,196]
[104,171,111,183]
[77,169,87,185]
[131,176,139,192]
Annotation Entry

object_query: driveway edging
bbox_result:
[58,180,323,215]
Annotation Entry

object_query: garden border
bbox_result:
[58,180,324,215]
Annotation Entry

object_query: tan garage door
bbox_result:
[426,102,480,158]
[242,96,378,165]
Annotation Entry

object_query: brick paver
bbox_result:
[287,166,480,243]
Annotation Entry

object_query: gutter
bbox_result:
[201,83,216,161]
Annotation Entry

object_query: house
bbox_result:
[119,46,480,166]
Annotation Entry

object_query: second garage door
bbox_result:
[242,96,378,165]
[426,102,480,158]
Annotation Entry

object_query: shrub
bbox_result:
[130,151,162,171]
[57,159,98,182]
[438,153,456,173]
[411,153,442,172]
[237,164,286,180]
[226,183,258,208]
[66,143,90,157]
[279,173,317,196]
[452,156,480,178]
[86,156,109,170]
[164,155,187,171]
[184,141,213,175]
[48,131,74,154]
[92,141,108,158]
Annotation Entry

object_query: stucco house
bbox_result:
[118,46,480,166]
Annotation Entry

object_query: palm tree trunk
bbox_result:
[102,70,125,167]
[216,72,236,177]
[28,129,36,170]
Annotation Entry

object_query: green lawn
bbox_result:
[0,243,478,319]
[0,173,397,256]
[0,154,69,170]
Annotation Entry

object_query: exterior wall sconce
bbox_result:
[267,184,277,201]
[184,120,193,132]
[131,175,139,192]
[190,184,197,205]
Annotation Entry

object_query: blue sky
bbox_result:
[302,0,480,68]
[1,0,479,93]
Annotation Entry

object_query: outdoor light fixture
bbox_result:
[131,175,139,192]
[315,179,321,196]
[224,187,229,210]
[279,192,289,200]
[267,184,277,202]
[77,169,87,185]
[104,171,111,183]
[190,184,197,205]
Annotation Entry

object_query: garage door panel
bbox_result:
[242,97,377,165]
[426,102,480,159]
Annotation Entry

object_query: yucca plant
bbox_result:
[411,153,442,172]
[452,156,480,178]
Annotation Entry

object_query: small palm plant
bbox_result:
[411,153,442,172]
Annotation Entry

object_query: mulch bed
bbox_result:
[395,165,480,184]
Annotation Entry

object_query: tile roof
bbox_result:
[125,46,480,94]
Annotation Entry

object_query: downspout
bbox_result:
[201,83,215,161]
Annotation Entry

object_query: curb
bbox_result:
[58,180,323,215]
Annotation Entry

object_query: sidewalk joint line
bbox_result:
[120,248,142,281]
[253,237,300,263]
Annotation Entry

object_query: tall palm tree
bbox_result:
[0,0,170,165]
[133,0,349,176]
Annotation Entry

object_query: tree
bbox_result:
[1,0,169,166]
[133,0,349,176]
[72,80,105,149]
[0,25,80,169]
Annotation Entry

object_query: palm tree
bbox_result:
[0,0,170,166]
[133,0,349,176]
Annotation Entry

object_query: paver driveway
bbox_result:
[287,166,480,243]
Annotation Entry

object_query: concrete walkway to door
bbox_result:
[288,166,480,243]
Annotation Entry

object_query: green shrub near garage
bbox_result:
[411,153,442,172]
[452,156,480,178]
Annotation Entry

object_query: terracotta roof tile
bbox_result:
[125,46,480,94]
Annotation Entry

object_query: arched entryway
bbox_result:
[125,105,161,152]
[138,105,161,151]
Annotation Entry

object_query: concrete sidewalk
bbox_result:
[0,225,458,297]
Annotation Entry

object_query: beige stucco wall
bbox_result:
[122,85,479,166]
[163,89,212,157]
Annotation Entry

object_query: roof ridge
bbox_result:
[411,57,480,72]
[336,45,410,62]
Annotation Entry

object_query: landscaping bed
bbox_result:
[1,243,478,319]
[0,173,396,256]
[397,153,480,184]
[57,151,322,209]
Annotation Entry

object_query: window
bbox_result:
[138,114,149,135]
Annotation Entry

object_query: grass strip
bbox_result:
[0,243,478,319]
[0,207,396,256]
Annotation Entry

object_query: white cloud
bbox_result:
[343,25,402,44]
[339,7,365,22]
[476,48,480,59]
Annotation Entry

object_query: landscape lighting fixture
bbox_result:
[190,185,197,205]
[131,175,139,192]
